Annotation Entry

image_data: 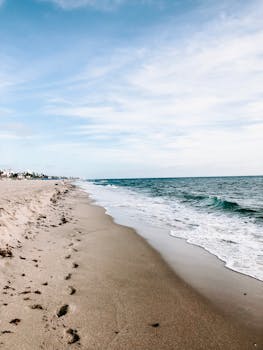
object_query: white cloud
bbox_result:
[0,52,35,96]
[43,1,263,176]
[0,122,34,140]
[43,0,126,10]
[1,0,263,177]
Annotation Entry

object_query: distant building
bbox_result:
[0,168,73,180]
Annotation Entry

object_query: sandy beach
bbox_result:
[0,180,262,349]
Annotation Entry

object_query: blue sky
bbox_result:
[0,0,263,178]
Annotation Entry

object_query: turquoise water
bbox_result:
[81,176,263,281]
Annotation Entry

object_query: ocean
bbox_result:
[79,176,263,282]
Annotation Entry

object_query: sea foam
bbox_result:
[79,177,263,282]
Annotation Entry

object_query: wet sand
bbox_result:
[0,180,262,349]
[106,210,263,331]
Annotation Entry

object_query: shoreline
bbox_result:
[80,179,263,283]
[91,201,263,329]
[0,180,262,349]
[82,186,263,332]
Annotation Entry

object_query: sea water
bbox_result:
[79,176,263,282]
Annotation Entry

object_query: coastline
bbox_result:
[99,205,263,330]
[81,181,263,331]
[0,180,262,349]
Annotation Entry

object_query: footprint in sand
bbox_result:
[72,263,79,269]
[68,286,76,295]
[57,304,69,317]
[30,304,43,310]
[0,247,13,258]
[66,328,80,344]
[9,319,21,326]
[1,330,13,334]
[150,323,160,328]
[65,273,72,280]
[19,290,31,295]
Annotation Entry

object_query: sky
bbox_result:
[0,0,263,178]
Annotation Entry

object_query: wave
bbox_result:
[180,193,207,202]
[79,180,263,281]
[90,179,263,220]
[208,196,256,214]
[181,193,260,218]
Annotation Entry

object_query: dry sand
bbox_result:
[0,180,262,349]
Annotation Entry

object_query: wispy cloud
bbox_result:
[42,0,263,176]
[42,0,127,10]
[1,0,263,177]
